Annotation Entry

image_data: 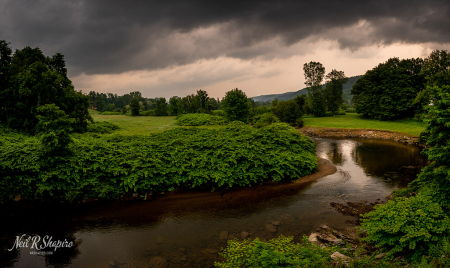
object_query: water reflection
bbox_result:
[1,138,428,268]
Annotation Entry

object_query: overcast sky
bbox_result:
[1,0,450,99]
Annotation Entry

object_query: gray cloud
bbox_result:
[1,0,449,76]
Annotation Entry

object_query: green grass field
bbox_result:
[90,109,426,136]
[303,113,426,136]
[89,109,177,135]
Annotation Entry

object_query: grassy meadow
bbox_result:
[91,109,426,136]
[90,109,177,135]
[303,113,426,136]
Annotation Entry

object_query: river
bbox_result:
[0,137,428,268]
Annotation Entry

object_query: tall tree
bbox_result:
[324,69,348,116]
[129,97,140,116]
[154,97,168,116]
[169,96,182,115]
[0,40,12,92]
[196,89,208,112]
[303,62,325,116]
[351,57,424,120]
[221,88,251,123]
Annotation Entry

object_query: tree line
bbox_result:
[351,50,450,120]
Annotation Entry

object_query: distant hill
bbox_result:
[251,75,362,104]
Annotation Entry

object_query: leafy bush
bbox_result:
[272,100,302,125]
[212,110,226,117]
[296,118,304,128]
[411,86,450,210]
[325,111,346,116]
[36,104,74,155]
[100,111,121,115]
[176,113,227,126]
[140,110,154,116]
[0,123,317,201]
[360,193,450,261]
[253,113,279,128]
[215,235,335,268]
[86,121,120,134]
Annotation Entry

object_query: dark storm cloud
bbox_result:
[1,0,449,76]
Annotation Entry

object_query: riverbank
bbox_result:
[298,126,424,147]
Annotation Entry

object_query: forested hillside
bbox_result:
[251,75,362,104]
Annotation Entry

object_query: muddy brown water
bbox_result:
[0,138,428,268]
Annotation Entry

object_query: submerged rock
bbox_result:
[240,231,249,239]
[149,257,168,268]
[219,231,228,240]
[266,224,277,233]
[272,221,281,226]
[204,248,219,254]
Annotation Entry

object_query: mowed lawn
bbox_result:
[303,113,426,136]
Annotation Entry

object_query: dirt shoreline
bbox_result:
[298,126,424,147]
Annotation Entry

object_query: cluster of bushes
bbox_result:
[100,111,121,115]
[86,121,120,134]
[0,123,317,202]
[175,113,228,126]
[215,236,337,268]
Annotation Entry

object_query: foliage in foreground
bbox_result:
[215,236,336,268]
[411,85,450,210]
[360,193,450,262]
[175,113,227,126]
[86,121,120,134]
[0,123,317,201]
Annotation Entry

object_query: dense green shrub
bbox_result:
[253,113,279,128]
[140,110,154,116]
[215,235,336,268]
[36,104,74,155]
[272,100,302,125]
[410,86,450,210]
[86,121,120,134]
[360,193,450,261]
[100,111,121,115]
[176,113,227,126]
[212,110,226,117]
[0,123,317,201]
[296,118,304,128]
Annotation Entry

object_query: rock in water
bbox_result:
[266,224,277,233]
[240,231,249,239]
[330,252,351,262]
[308,233,319,242]
[219,231,228,240]
[149,257,168,268]
[205,248,219,254]
[272,221,281,226]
